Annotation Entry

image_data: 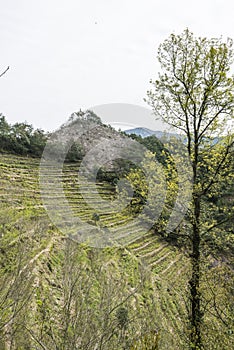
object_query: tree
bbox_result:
[0,115,11,151]
[11,122,34,155]
[146,29,234,349]
[0,115,48,157]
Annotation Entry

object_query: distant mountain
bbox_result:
[124,127,179,139]
[124,127,222,145]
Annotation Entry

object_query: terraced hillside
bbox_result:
[0,153,233,350]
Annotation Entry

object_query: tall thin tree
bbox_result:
[146,29,234,349]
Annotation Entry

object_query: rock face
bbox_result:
[43,109,145,174]
[62,110,125,154]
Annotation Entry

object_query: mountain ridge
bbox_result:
[124,127,179,139]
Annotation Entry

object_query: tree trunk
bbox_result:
[189,196,202,349]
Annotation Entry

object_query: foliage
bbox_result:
[146,28,234,349]
[0,114,47,157]
[96,134,169,186]
[0,114,86,162]
[130,330,160,350]
[0,153,233,349]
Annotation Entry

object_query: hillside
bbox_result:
[0,153,233,349]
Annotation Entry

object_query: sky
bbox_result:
[0,0,234,131]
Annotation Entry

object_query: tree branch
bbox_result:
[0,66,9,78]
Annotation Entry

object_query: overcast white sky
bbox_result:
[0,0,234,131]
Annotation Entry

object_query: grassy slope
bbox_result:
[0,154,232,350]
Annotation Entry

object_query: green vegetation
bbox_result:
[0,114,48,157]
[0,154,184,349]
[0,29,233,350]
[0,111,86,162]
[146,28,234,349]
[0,151,233,349]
